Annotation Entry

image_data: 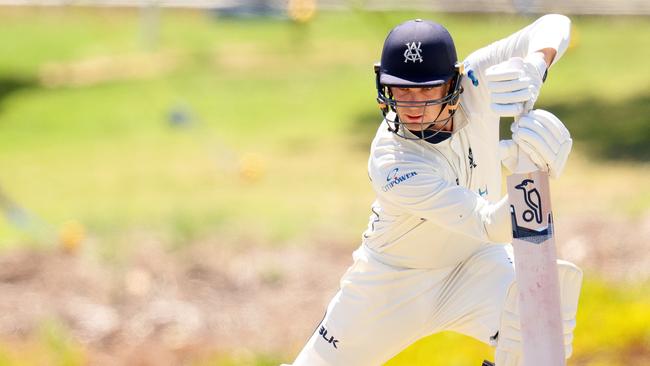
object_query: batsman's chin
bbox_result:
[402,121,428,131]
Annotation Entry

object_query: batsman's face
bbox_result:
[390,83,452,132]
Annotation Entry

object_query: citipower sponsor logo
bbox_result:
[382,168,418,192]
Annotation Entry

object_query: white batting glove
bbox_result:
[485,53,547,117]
[499,139,538,175]
[512,109,572,179]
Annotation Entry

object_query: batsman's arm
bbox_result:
[462,15,570,117]
[486,14,571,69]
[369,158,512,244]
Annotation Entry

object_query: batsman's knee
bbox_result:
[494,260,583,365]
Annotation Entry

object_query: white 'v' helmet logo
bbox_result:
[404,41,423,63]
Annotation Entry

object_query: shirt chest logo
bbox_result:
[468,147,477,169]
[383,167,418,192]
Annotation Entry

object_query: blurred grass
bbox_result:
[0,9,649,250]
[0,7,648,366]
[0,320,86,366]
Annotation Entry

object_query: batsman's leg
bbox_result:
[495,259,582,366]
[286,247,450,366]
[425,244,582,366]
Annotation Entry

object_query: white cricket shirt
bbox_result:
[361,14,571,269]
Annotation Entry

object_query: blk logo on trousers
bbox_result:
[319,325,339,349]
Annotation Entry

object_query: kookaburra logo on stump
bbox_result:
[404,42,423,63]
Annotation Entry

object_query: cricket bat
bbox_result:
[507,170,565,365]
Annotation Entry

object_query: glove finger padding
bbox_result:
[512,109,572,179]
[516,116,562,154]
[486,56,544,117]
[485,65,525,82]
[487,78,531,93]
[522,110,571,142]
[492,103,524,117]
[511,132,548,171]
[554,139,572,179]
[513,128,557,167]
[499,139,539,175]
[486,59,527,117]
[514,129,572,179]
[491,87,533,104]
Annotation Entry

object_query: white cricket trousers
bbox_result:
[290,243,515,366]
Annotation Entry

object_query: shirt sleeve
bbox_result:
[371,159,512,244]
[468,14,571,81]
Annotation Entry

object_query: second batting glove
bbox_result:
[511,109,573,179]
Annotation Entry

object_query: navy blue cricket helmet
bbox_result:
[374,19,464,141]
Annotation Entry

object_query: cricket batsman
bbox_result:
[286,14,583,366]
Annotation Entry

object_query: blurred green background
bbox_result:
[0,5,648,366]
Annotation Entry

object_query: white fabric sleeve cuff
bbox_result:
[482,195,513,243]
